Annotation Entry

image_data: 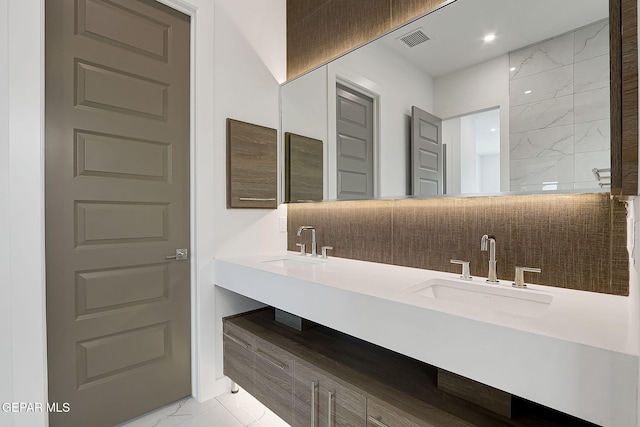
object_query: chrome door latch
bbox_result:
[166,248,188,260]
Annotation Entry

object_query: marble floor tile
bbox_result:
[117,388,289,427]
[174,405,244,427]
[116,398,196,427]
[217,388,289,427]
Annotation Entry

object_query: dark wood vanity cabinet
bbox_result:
[223,309,597,427]
[222,321,255,392]
[367,397,426,427]
[223,318,294,424]
[293,360,366,427]
[252,337,295,424]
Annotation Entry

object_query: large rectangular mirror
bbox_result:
[281,0,612,201]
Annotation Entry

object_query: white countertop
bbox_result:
[214,251,639,426]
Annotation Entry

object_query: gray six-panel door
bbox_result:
[411,106,443,196]
[45,0,191,425]
[336,84,374,199]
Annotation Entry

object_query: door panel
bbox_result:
[45,0,191,426]
[336,84,374,199]
[411,106,443,196]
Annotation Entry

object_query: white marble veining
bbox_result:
[574,20,609,62]
[510,154,574,186]
[510,125,574,159]
[508,19,611,191]
[117,390,288,427]
[574,54,610,93]
[510,64,573,106]
[509,32,573,80]
[575,119,610,153]
[574,86,610,123]
[574,150,610,182]
[510,95,574,133]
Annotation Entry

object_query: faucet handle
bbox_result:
[513,266,541,288]
[296,243,306,256]
[321,246,333,259]
[450,260,472,281]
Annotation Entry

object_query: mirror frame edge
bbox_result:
[611,0,638,197]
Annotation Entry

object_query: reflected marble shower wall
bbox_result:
[509,20,610,191]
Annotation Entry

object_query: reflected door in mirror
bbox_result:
[336,84,374,199]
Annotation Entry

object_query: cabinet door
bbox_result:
[223,321,255,392]
[294,361,366,427]
[320,375,366,427]
[226,118,278,209]
[252,337,295,424]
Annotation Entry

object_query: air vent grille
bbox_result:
[399,29,429,48]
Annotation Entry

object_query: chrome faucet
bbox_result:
[481,234,498,283]
[297,226,317,257]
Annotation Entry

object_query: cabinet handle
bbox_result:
[255,349,288,370]
[368,415,390,427]
[239,197,276,201]
[327,390,334,427]
[223,332,250,349]
[311,381,317,427]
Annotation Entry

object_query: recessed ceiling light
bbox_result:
[483,34,496,42]
[524,90,532,94]
[490,128,497,132]
[510,67,516,71]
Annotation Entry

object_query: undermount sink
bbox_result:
[261,256,321,269]
[411,278,553,316]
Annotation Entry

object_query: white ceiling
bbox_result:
[377,0,608,78]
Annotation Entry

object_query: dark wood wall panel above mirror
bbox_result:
[287,0,449,79]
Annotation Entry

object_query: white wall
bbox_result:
[0,1,48,426]
[433,55,510,192]
[328,43,433,198]
[0,1,15,426]
[0,0,286,425]
[209,0,287,400]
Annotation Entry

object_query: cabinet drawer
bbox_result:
[367,398,425,427]
[223,321,255,350]
[367,396,475,427]
[252,337,295,424]
[222,322,255,392]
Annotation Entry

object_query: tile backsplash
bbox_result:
[288,193,629,296]
[509,20,611,192]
